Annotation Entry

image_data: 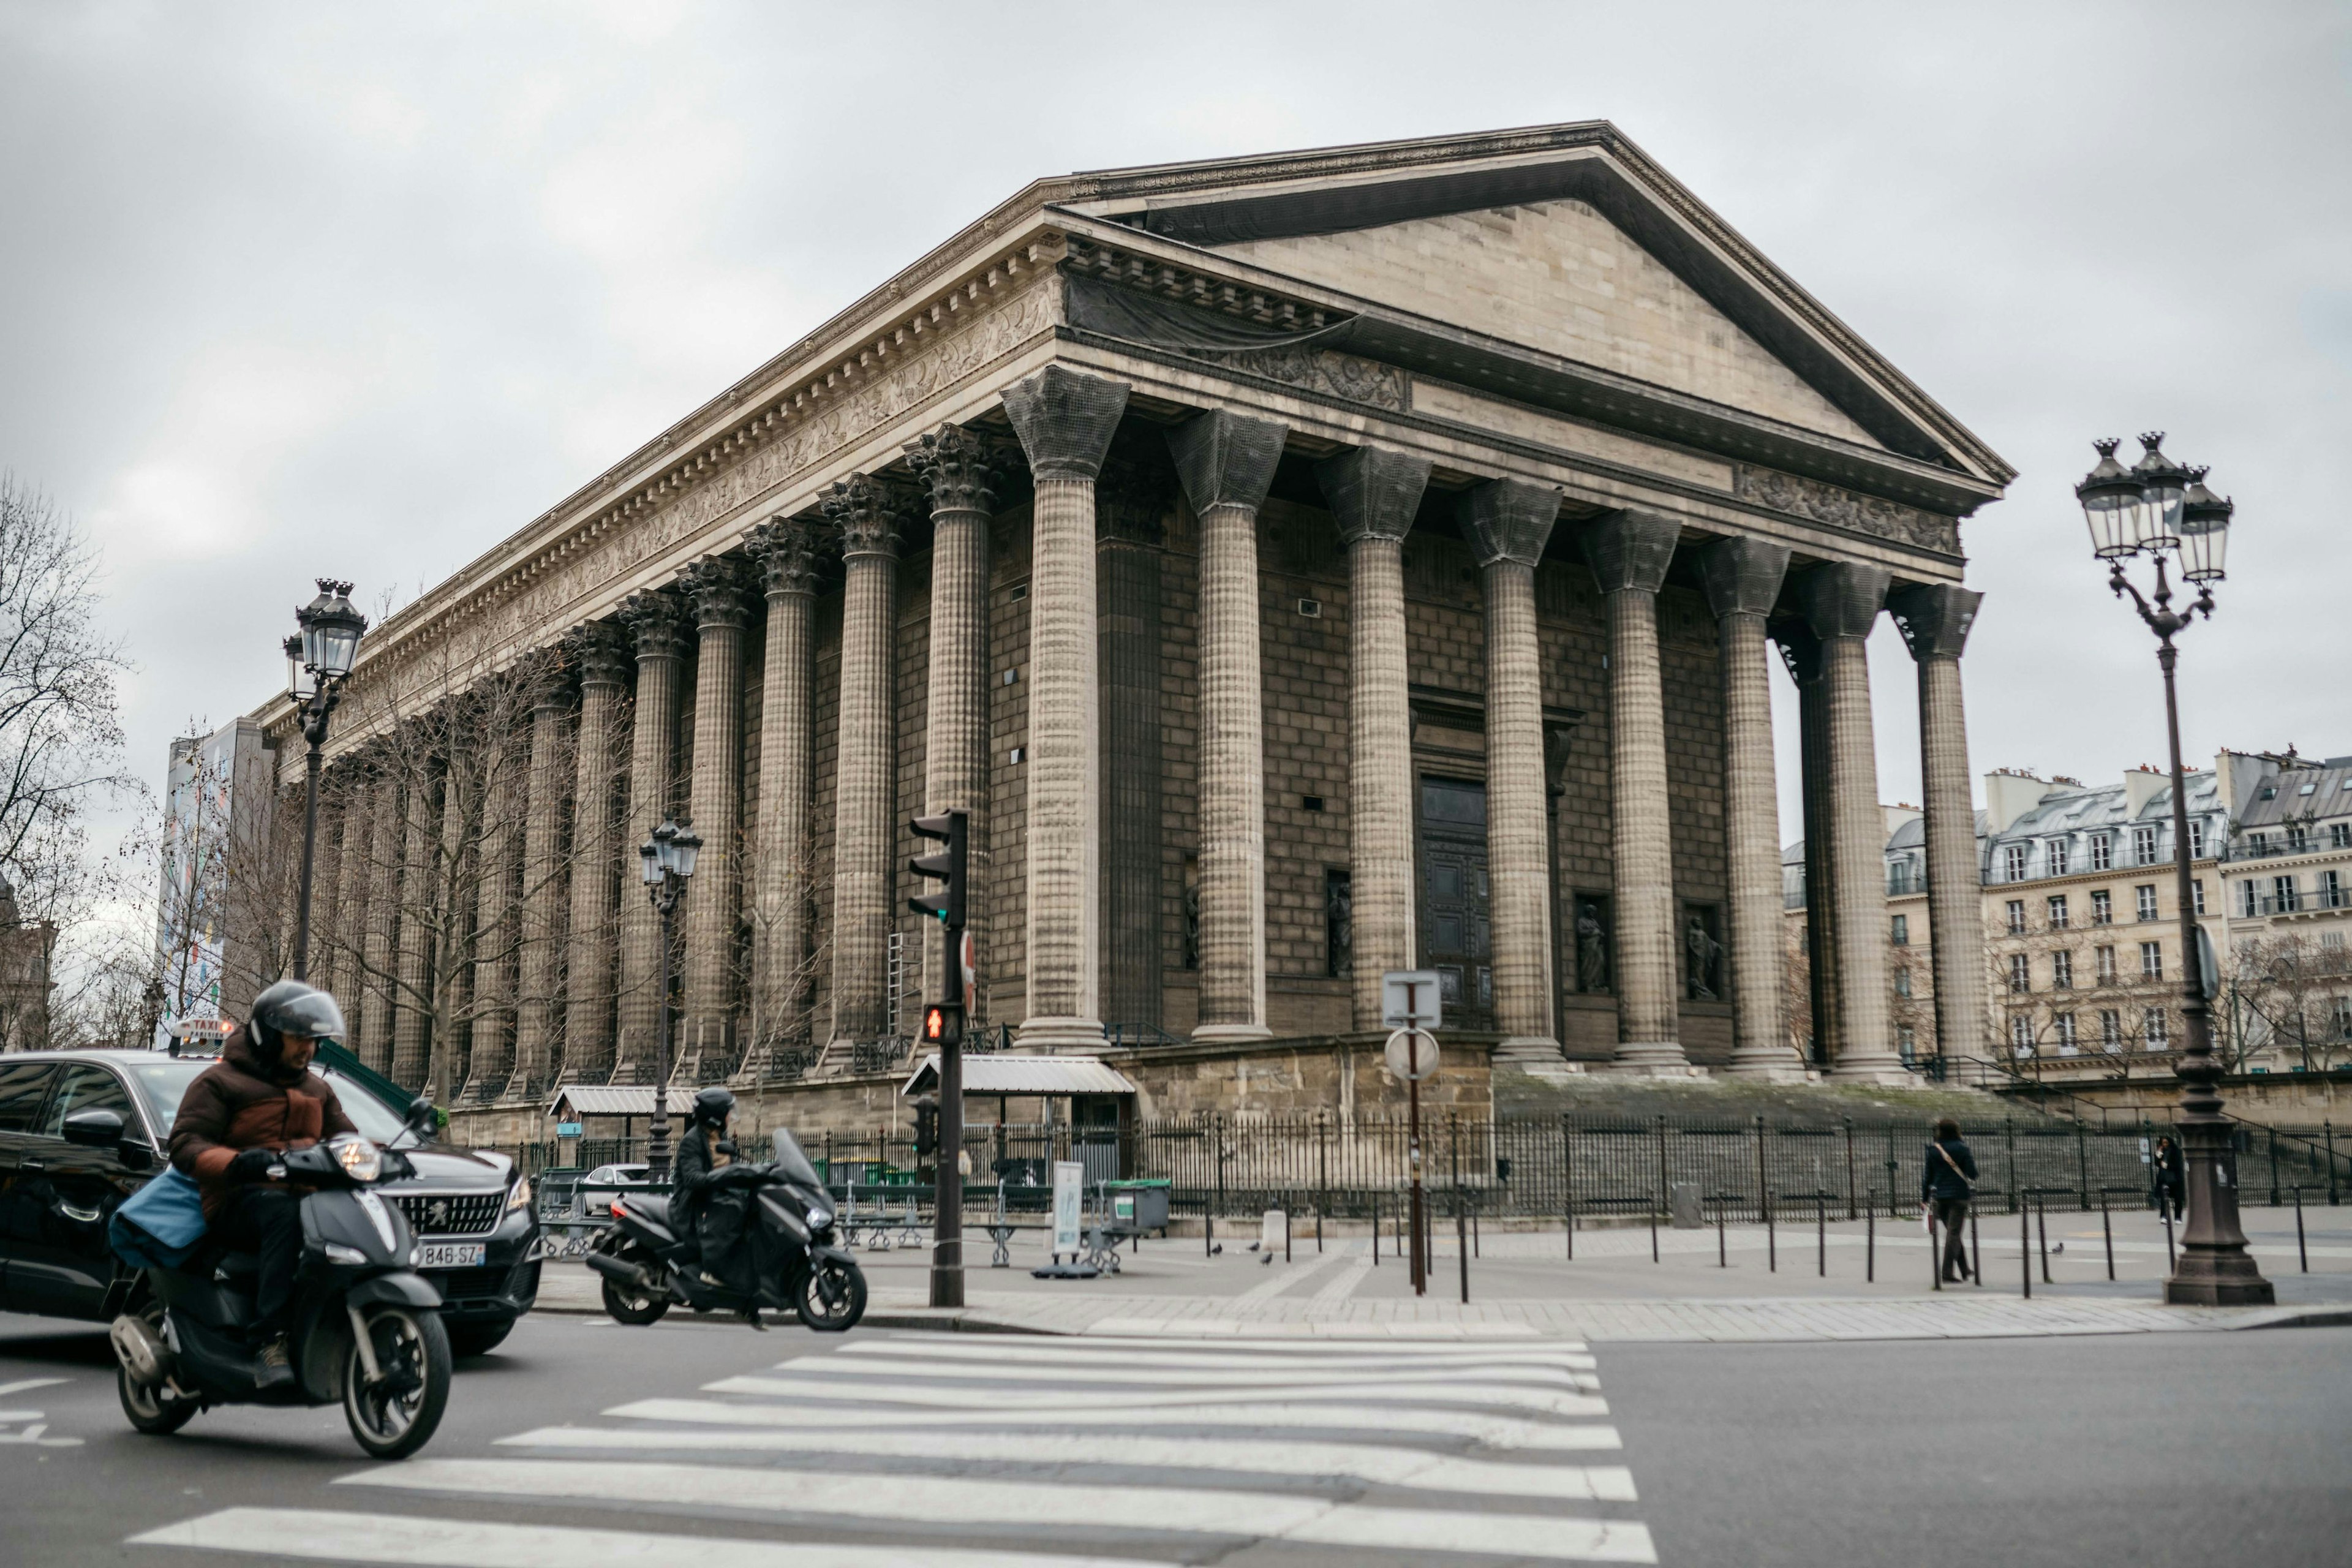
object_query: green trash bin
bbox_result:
[1102,1179,1171,1234]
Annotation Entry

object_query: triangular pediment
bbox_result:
[1215,198,1883,449]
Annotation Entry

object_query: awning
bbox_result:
[900,1055,1139,1098]
[547,1085,668,1117]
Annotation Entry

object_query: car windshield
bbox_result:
[769,1127,823,1188]
[130,1058,408,1144]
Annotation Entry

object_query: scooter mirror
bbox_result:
[407,1096,437,1131]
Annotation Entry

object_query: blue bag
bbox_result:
[108,1164,209,1270]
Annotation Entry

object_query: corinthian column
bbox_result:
[1890,582,1989,1069]
[1581,510,1689,1074]
[357,767,400,1075]
[1317,444,1430,1030]
[1700,536,1803,1078]
[742,516,818,1076]
[908,425,994,1008]
[562,622,630,1082]
[1460,478,1564,1066]
[507,661,571,1099]
[677,555,749,1080]
[1001,365,1129,1050]
[825,477,900,1050]
[1168,409,1286,1041]
[329,769,371,1009]
[390,768,437,1091]
[613,590,686,1084]
[460,736,516,1105]
[1798,562,1906,1081]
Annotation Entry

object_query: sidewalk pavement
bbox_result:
[533,1202,2352,1343]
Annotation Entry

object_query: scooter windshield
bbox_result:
[769,1128,824,1188]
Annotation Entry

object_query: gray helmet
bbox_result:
[251,979,347,1065]
[691,1085,736,1127]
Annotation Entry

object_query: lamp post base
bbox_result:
[2162,1275,2276,1306]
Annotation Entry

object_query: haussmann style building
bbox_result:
[247,124,2013,1134]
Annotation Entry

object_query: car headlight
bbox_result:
[505,1176,533,1213]
[333,1137,382,1183]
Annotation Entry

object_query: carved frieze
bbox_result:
[1733,464,1960,555]
[1193,343,1409,410]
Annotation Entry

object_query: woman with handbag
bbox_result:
[1919,1118,1978,1284]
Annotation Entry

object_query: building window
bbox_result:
[2006,900,2027,935]
[2003,844,2029,882]
[2193,880,2206,916]
[2054,1013,2078,1054]
[2239,880,2259,918]
[2100,1009,2123,1051]
[2052,951,2074,989]
[2190,820,2207,859]
[1324,869,1352,978]
[1898,1027,1917,1064]
[2331,996,2352,1041]
[2144,1008,2169,1049]
[2132,825,2159,865]
[1891,913,1910,945]
[2095,945,2117,984]
[2011,1014,2035,1055]
[2332,823,2351,850]
[2048,840,2070,876]
[2136,884,2159,922]
[2140,940,2164,979]
[2008,953,2030,993]
[2090,834,2113,870]
[2091,890,2113,925]
[2287,826,2311,852]
[2250,831,2271,854]
[1895,967,1912,998]
[2048,894,2070,930]
[2274,875,2301,914]
[2321,869,2344,910]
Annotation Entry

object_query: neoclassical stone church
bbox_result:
[265,123,2007,1114]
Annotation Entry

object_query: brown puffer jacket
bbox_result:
[168,1026,358,1219]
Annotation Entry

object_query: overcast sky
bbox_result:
[4,1,2346,889]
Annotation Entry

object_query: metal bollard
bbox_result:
[2295,1186,2309,1272]
[1970,1207,1981,1288]
[1371,1193,1379,1267]
[2021,1199,2032,1299]
[1766,1197,1776,1273]
[2162,1200,2176,1271]
[1284,1208,1292,1264]
[1457,1199,1469,1304]
[1866,1191,1875,1283]
[2037,1199,2051,1284]
[1929,1207,1942,1291]
[1817,1194,1827,1278]
[2102,1193,2114,1281]
[1717,1196,1728,1267]
[1205,1207,1213,1260]
[1650,1202,1660,1263]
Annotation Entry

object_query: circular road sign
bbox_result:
[1384,1027,1440,1082]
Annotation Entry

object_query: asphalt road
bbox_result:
[2,1307,2346,1567]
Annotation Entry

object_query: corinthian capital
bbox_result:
[1167,409,1286,516]
[1697,535,1792,620]
[679,554,751,631]
[1796,561,1890,642]
[905,423,995,516]
[823,474,900,561]
[1458,478,1562,568]
[1317,445,1430,547]
[619,589,688,661]
[746,514,820,598]
[1888,582,1981,662]
[559,620,630,689]
[1580,510,1681,596]
[1002,364,1129,481]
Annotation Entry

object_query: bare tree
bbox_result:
[2230,932,2352,1074]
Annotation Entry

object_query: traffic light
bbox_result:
[907,810,968,927]
[922,1001,963,1049]
[913,1095,939,1160]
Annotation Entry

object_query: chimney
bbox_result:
[1983,768,2052,833]
[2123,767,2169,818]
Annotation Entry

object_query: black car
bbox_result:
[0,1049,538,1357]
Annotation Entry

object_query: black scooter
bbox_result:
[586,1128,866,1332]
[107,1123,453,1459]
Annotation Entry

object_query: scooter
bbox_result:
[585,1128,866,1332]
[110,1129,453,1459]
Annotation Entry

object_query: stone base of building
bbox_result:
[1607,1042,1706,1077]
[1012,1016,1111,1054]
[1193,1022,1274,1045]
[1719,1052,1820,1084]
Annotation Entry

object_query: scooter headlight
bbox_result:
[806,1205,831,1231]
[332,1136,382,1183]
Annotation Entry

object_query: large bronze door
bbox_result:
[1418,777,1493,1030]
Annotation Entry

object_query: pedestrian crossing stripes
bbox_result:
[132,1329,1659,1566]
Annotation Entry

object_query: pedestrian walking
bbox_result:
[1920,1118,1977,1284]
[2152,1136,2185,1221]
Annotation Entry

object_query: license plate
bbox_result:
[418,1242,488,1269]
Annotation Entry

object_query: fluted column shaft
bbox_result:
[1460,480,1564,1060]
[679,557,748,1078]
[1891,584,1989,1069]
[390,772,435,1090]
[1002,366,1129,1049]
[614,594,685,1083]
[827,479,899,1046]
[358,771,400,1074]
[910,428,994,1009]
[1789,631,1841,1065]
[1801,563,1902,1080]
[330,775,371,1010]
[1170,410,1286,1041]
[508,679,569,1098]
[563,625,630,1082]
[1701,537,1800,1077]
[461,745,516,1102]
[309,792,345,1005]
[744,519,816,1073]
[1319,447,1430,1028]
[1584,510,1686,1071]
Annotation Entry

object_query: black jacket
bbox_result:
[1920,1137,1977,1203]
[667,1125,734,1234]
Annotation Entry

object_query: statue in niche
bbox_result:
[1685,910,1725,1001]
[1180,881,1200,971]
[1325,870,1352,979]
[1574,900,1611,993]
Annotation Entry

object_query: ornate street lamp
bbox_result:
[2075,434,2269,1305]
[288,579,367,984]
[639,817,701,1179]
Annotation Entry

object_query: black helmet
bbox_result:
[691,1086,736,1127]
[251,979,346,1066]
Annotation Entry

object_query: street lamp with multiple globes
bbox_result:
[2074,433,2272,1305]
[286,579,368,983]
[638,818,702,1180]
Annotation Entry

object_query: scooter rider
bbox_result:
[166,979,358,1389]
[668,1087,766,1313]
